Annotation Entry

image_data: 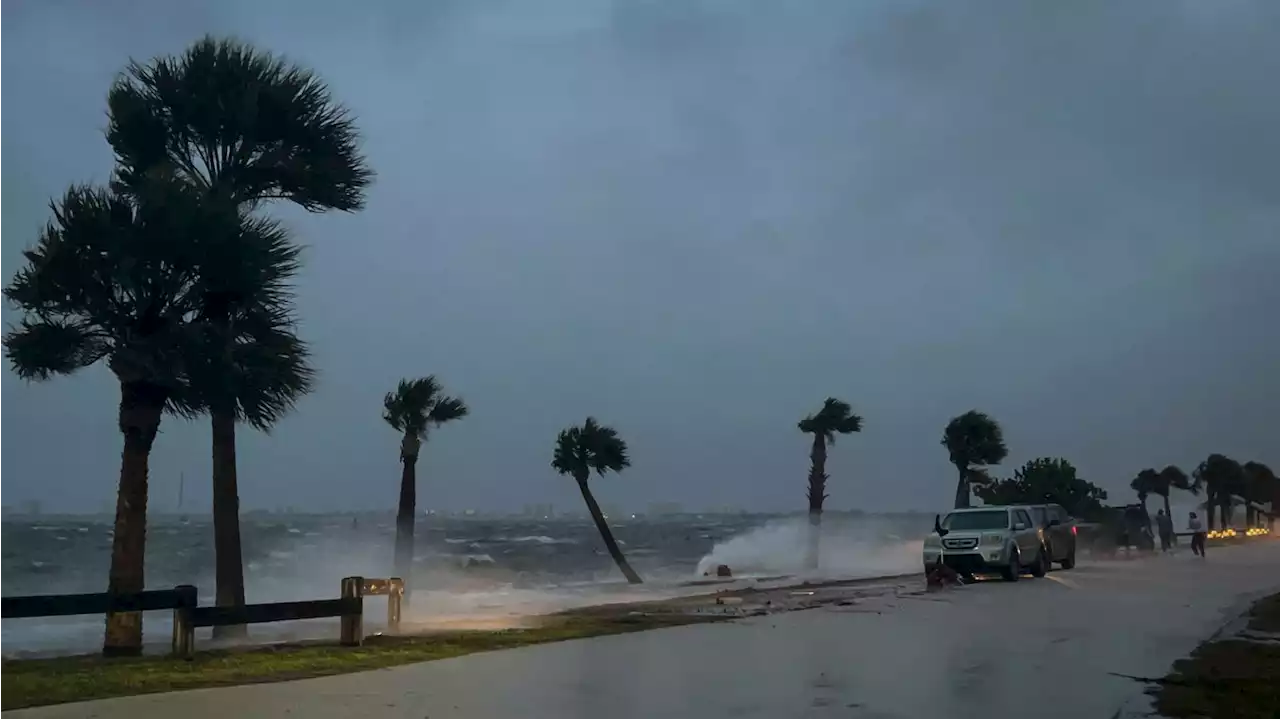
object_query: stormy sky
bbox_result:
[2,0,1277,514]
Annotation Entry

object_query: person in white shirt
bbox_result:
[1188,512,1206,557]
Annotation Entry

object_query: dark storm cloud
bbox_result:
[3,0,1277,514]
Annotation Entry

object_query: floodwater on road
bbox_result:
[12,542,1280,719]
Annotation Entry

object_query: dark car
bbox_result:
[1020,503,1078,569]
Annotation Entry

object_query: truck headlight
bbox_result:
[981,533,1004,546]
[924,535,941,548]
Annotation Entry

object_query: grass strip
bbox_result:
[1148,592,1280,719]
[2,613,721,710]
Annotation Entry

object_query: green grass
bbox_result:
[2,614,722,710]
[1149,592,1280,719]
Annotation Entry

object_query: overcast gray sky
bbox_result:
[3,0,1277,514]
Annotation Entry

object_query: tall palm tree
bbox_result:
[383,377,468,590]
[941,411,1008,509]
[797,398,863,569]
[176,214,315,639]
[551,418,641,584]
[3,182,214,655]
[107,36,373,625]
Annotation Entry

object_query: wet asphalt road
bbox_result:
[16,541,1280,719]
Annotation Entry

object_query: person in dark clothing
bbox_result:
[1156,509,1173,552]
[1188,511,1206,557]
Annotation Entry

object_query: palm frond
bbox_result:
[799,397,863,441]
[2,318,107,380]
[108,35,374,212]
[382,376,466,438]
[552,418,630,479]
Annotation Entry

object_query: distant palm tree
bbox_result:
[1130,469,1159,534]
[941,411,1008,509]
[107,36,373,634]
[383,377,469,591]
[552,418,642,584]
[2,182,216,655]
[797,398,863,569]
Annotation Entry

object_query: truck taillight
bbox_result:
[1071,525,1078,536]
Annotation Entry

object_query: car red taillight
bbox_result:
[1071,525,1078,536]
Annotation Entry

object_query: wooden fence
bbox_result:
[2,575,404,660]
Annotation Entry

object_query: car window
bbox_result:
[1014,509,1032,527]
[1052,506,1068,523]
[942,510,1010,531]
[1030,507,1046,525]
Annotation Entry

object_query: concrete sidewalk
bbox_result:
[14,543,1280,719]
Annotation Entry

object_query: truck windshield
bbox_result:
[943,510,1009,531]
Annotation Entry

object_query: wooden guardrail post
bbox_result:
[339,576,364,646]
[387,577,404,634]
[171,585,198,660]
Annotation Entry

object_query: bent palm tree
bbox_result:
[552,418,641,584]
[941,411,1008,509]
[1130,469,1158,534]
[107,35,373,628]
[797,398,863,569]
[383,377,468,591]
[1154,465,1191,518]
[3,182,212,655]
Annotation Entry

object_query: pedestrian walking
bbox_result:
[1188,511,1206,558]
[1156,509,1174,552]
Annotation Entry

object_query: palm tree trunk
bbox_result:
[953,465,971,509]
[575,475,642,584]
[394,442,418,597]
[103,383,162,657]
[1206,490,1217,531]
[805,434,828,570]
[211,410,247,639]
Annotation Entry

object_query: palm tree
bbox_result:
[383,377,468,590]
[176,214,315,639]
[941,411,1008,509]
[1193,454,1244,530]
[1152,465,1192,520]
[3,182,213,655]
[107,36,373,625]
[797,398,863,569]
[1130,468,1158,521]
[551,418,642,584]
[1242,462,1276,526]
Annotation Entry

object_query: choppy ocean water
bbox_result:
[2,512,928,655]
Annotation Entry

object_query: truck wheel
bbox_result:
[1030,547,1048,577]
[1001,550,1021,582]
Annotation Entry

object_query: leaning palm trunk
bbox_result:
[953,466,971,509]
[394,435,420,598]
[805,435,827,570]
[575,475,641,584]
[103,383,162,656]
[211,410,248,639]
